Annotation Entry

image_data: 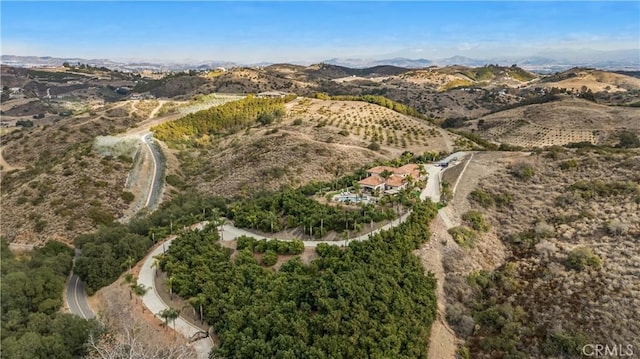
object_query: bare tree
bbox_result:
[85,320,193,359]
[85,281,194,359]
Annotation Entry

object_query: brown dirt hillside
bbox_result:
[443,148,640,358]
[210,67,312,94]
[0,101,149,245]
[541,69,640,92]
[468,96,640,147]
[164,98,456,197]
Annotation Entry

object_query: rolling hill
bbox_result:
[162,97,456,197]
[539,67,640,92]
[467,96,640,148]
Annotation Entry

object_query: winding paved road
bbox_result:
[139,238,214,359]
[65,250,95,319]
[66,273,95,319]
[142,133,163,210]
[136,151,471,358]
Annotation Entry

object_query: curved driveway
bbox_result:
[137,151,471,358]
[139,238,214,359]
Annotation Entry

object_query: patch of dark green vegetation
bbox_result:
[160,201,439,358]
[152,95,295,147]
[74,193,227,293]
[1,240,101,358]
[229,189,397,238]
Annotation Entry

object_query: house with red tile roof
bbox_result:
[358,163,425,193]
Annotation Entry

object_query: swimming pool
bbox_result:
[334,194,371,204]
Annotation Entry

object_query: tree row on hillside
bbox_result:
[313,93,429,120]
[228,189,397,238]
[152,95,295,146]
[159,200,439,358]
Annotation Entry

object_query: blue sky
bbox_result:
[1,1,638,63]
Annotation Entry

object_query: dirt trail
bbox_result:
[148,100,166,119]
[437,128,455,154]
[421,210,459,359]
[0,146,24,172]
[421,151,530,357]
[70,101,129,128]
[419,159,470,359]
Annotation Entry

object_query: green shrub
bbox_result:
[510,162,534,181]
[166,174,186,189]
[507,229,538,248]
[292,118,303,126]
[236,235,257,251]
[493,192,514,207]
[87,207,114,226]
[565,247,601,271]
[449,226,478,248]
[261,250,278,267]
[368,141,380,151]
[121,191,135,203]
[462,210,490,232]
[616,131,640,148]
[543,329,590,356]
[457,346,471,359]
[470,189,494,208]
[559,159,578,170]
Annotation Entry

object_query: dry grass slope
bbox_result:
[542,69,640,92]
[469,97,640,148]
[0,101,150,245]
[444,149,640,357]
[165,98,454,197]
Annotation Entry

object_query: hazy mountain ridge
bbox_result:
[325,49,639,72]
[3,47,638,72]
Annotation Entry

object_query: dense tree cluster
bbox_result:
[74,193,227,293]
[228,189,396,238]
[161,201,438,358]
[152,95,295,146]
[74,225,152,294]
[1,240,100,359]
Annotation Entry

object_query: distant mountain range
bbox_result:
[324,49,640,72]
[2,48,638,73]
[0,55,237,72]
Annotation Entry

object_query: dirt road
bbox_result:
[0,146,24,172]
